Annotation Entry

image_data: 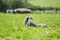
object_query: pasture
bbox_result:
[28,0,60,7]
[0,12,60,40]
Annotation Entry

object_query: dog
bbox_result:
[24,16,47,27]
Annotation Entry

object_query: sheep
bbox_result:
[14,8,31,13]
[6,9,13,14]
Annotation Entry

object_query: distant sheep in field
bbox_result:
[6,9,13,14]
[14,8,31,13]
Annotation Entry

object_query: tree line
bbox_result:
[0,0,34,12]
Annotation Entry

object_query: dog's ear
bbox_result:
[25,16,30,25]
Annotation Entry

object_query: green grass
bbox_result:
[28,0,60,7]
[0,12,60,40]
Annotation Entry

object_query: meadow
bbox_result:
[0,12,60,40]
[28,0,60,7]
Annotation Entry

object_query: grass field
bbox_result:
[0,12,60,40]
[28,0,60,7]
